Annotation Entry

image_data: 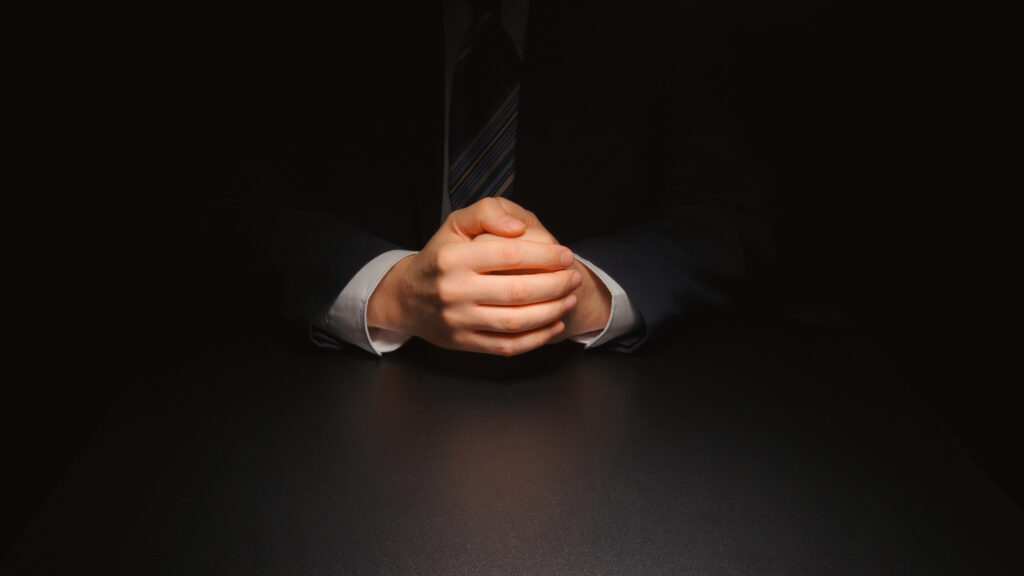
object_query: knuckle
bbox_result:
[502,314,525,333]
[507,279,531,303]
[494,341,519,357]
[436,278,459,304]
[448,330,468,348]
[500,243,523,266]
[435,246,458,273]
[439,307,459,329]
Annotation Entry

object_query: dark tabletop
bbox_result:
[4,311,1022,575]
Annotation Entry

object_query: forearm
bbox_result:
[199,165,401,339]
[569,190,774,346]
[559,259,611,339]
[312,250,417,356]
[562,257,645,352]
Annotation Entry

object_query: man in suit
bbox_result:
[203,0,772,356]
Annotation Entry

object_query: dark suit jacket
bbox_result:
[200,1,774,351]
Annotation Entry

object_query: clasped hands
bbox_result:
[367,198,612,356]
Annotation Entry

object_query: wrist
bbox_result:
[367,254,415,333]
[562,260,612,338]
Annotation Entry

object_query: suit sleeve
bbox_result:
[569,5,776,351]
[198,163,402,342]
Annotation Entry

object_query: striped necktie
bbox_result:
[448,6,520,210]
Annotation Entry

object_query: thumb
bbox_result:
[448,198,527,240]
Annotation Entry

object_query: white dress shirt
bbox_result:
[312,0,642,356]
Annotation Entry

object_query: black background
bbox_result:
[4,4,1022,557]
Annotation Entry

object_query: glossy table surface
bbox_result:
[4,312,1022,575]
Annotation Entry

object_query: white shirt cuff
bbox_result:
[570,256,643,349]
[311,249,417,356]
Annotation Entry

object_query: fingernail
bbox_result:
[501,215,525,230]
[561,250,574,267]
[550,321,565,336]
[564,293,578,310]
[571,271,582,288]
